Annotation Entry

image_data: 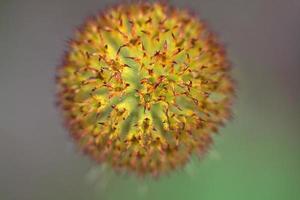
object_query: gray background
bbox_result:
[1,0,300,200]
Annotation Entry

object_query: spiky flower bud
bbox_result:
[56,2,235,177]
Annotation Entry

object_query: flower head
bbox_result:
[56,2,235,177]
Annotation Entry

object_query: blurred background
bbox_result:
[1,0,299,199]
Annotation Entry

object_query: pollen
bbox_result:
[56,2,235,177]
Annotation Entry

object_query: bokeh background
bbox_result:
[1,0,299,199]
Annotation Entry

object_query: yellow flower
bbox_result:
[56,2,235,177]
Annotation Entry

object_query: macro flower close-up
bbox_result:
[1,0,300,200]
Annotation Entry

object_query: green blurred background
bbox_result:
[0,0,299,199]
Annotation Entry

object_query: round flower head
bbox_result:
[56,2,235,177]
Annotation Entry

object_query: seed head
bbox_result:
[56,2,235,177]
